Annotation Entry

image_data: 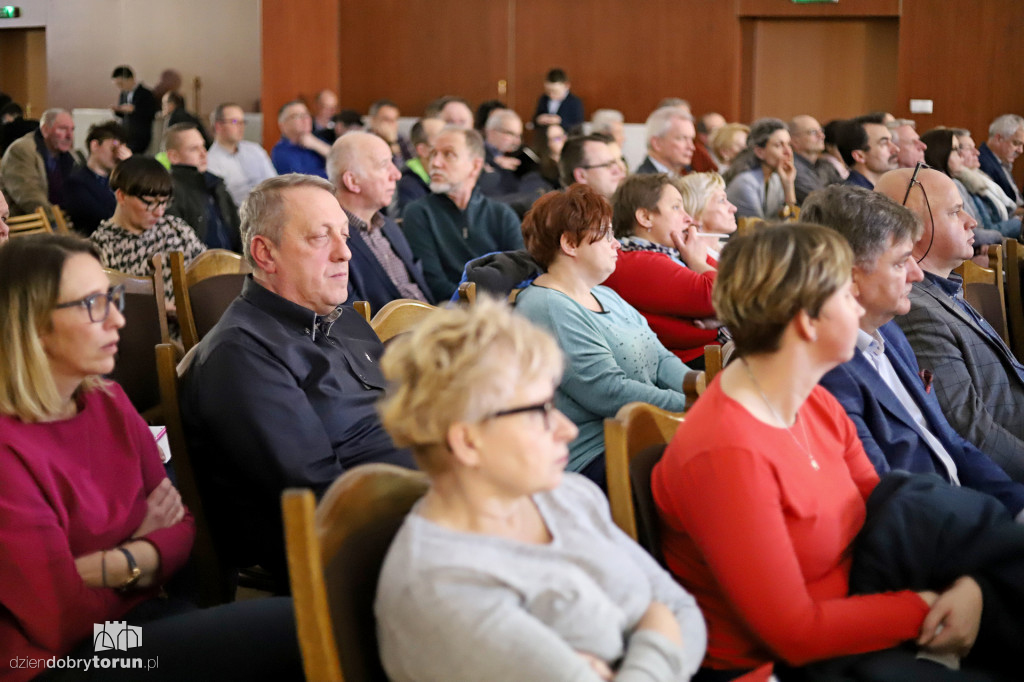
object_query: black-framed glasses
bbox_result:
[132,195,172,213]
[902,161,935,263]
[580,159,619,171]
[53,284,126,323]
[485,400,558,430]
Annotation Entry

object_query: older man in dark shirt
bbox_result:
[180,173,414,589]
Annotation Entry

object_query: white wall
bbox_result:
[2,0,261,119]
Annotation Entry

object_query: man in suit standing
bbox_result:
[978,114,1024,208]
[111,65,158,154]
[329,131,433,311]
[636,106,696,177]
[876,168,1024,483]
[532,68,583,131]
[807,184,1024,514]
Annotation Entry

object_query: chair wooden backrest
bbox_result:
[170,249,252,351]
[954,243,1008,345]
[1004,239,1024,361]
[735,216,763,237]
[369,298,437,343]
[155,342,236,606]
[352,301,371,322]
[7,207,53,237]
[52,207,72,234]
[704,344,723,383]
[682,370,706,410]
[604,402,684,562]
[283,464,429,682]
[104,257,170,419]
[457,281,477,305]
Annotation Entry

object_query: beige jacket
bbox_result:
[0,130,54,218]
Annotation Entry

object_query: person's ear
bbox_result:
[250,235,277,274]
[559,232,578,257]
[851,149,866,165]
[446,421,483,468]
[635,207,653,230]
[794,309,818,343]
[341,170,361,194]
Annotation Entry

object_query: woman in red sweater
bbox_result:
[604,173,720,369]
[653,224,985,681]
[0,235,299,681]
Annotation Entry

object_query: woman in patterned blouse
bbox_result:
[89,156,205,322]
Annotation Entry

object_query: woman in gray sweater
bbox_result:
[374,299,706,682]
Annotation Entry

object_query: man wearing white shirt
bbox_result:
[807,184,1024,521]
[206,102,277,207]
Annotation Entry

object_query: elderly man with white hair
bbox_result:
[329,130,433,310]
[979,113,1024,207]
[0,108,76,221]
[636,106,696,177]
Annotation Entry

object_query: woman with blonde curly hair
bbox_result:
[375,299,706,682]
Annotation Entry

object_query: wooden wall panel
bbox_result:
[738,0,898,18]
[261,0,340,149]
[337,0,508,121]
[746,18,898,124]
[512,0,740,124]
[897,0,1024,186]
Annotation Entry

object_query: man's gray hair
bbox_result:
[645,106,693,144]
[484,108,520,132]
[802,184,922,270]
[240,174,336,269]
[887,118,916,131]
[989,114,1024,139]
[439,125,485,160]
[591,109,624,134]
[40,108,69,127]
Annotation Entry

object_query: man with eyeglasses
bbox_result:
[789,114,839,204]
[479,108,526,197]
[270,100,330,178]
[559,133,625,201]
[206,102,277,207]
[808,185,1024,519]
[877,167,1024,484]
[978,114,1024,209]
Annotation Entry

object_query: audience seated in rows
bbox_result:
[708,122,748,173]
[63,120,131,236]
[604,173,719,367]
[161,91,212,148]
[311,88,339,144]
[165,122,241,251]
[949,126,1022,241]
[329,130,433,310]
[426,95,475,129]
[790,114,841,203]
[90,156,206,326]
[375,298,706,682]
[878,168,1024,482]
[655,222,1022,680]
[1,108,76,222]
[807,184,1024,516]
[533,67,584,131]
[206,102,277,208]
[515,185,689,490]
[401,126,523,301]
[889,118,926,169]
[837,115,899,190]
[368,98,414,167]
[675,171,737,262]
[0,234,301,681]
[180,174,415,591]
[271,100,330,178]
[978,114,1024,207]
[0,102,38,159]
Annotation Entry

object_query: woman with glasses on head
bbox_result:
[922,128,1021,243]
[375,299,706,682]
[515,184,690,489]
[603,173,720,369]
[90,155,206,321]
[0,234,301,681]
[654,224,1003,681]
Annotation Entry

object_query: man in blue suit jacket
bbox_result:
[978,114,1024,207]
[328,131,434,313]
[805,185,1024,519]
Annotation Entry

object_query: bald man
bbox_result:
[329,131,433,310]
[878,168,1024,482]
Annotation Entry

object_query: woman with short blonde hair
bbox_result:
[376,299,707,682]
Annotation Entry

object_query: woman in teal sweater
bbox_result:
[516,184,689,488]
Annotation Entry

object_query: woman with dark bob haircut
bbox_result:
[515,183,688,489]
[0,234,300,681]
[654,224,1019,680]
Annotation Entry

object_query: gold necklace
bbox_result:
[742,359,820,471]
